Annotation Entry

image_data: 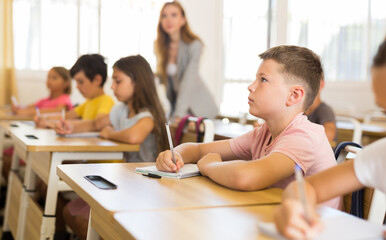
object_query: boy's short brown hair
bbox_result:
[373,39,386,67]
[259,45,323,110]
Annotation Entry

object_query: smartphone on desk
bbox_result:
[84,175,117,190]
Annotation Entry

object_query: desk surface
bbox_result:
[57,163,283,215]
[337,120,386,137]
[0,108,34,121]
[3,121,139,152]
[213,119,254,139]
[113,205,277,240]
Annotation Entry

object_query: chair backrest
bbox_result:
[336,143,386,224]
[336,116,363,145]
[363,111,386,124]
[171,116,215,145]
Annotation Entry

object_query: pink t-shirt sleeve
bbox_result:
[229,131,253,159]
[270,127,319,173]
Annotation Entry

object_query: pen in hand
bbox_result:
[35,107,41,118]
[165,122,177,168]
[61,108,67,132]
[294,164,311,223]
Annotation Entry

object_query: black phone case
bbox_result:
[84,175,117,189]
[25,134,38,139]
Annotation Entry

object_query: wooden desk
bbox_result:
[57,163,283,239]
[112,205,277,240]
[213,119,253,140]
[337,121,386,145]
[0,108,34,121]
[2,122,139,240]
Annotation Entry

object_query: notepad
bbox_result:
[57,132,100,138]
[257,206,386,240]
[135,164,200,179]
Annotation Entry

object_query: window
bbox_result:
[220,0,386,116]
[287,0,386,82]
[13,0,166,71]
[13,0,78,70]
[221,0,269,116]
[100,0,165,70]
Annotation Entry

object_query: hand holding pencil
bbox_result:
[155,123,184,172]
[55,109,73,135]
[274,165,323,240]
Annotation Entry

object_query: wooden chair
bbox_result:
[336,143,386,224]
[363,111,386,124]
[336,116,363,145]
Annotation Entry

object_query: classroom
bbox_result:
[1,0,386,239]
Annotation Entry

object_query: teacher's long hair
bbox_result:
[154,1,201,84]
[113,55,168,154]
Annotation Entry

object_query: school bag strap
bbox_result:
[174,115,193,145]
[334,141,364,218]
[195,117,207,143]
[174,115,207,145]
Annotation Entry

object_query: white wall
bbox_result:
[322,81,379,115]
[179,0,223,106]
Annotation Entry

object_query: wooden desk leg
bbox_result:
[16,152,37,240]
[40,152,123,240]
[87,210,100,240]
[40,152,63,240]
[2,144,22,233]
[0,127,4,185]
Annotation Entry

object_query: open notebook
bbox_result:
[258,206,386,240]
[57,132,100,138]
[135,164,200,179]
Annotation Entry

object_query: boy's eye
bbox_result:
[115,80,121,84]
[261,78,268,82]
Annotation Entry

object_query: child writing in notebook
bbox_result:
[55,54,168,161]
[56,55,168,239]
[274,39,386,240]
[35,54,114,127]
[156,45,340,208]
[3,67,73,180]
[11,66,73,115]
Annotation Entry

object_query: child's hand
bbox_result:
[156,150,184,172]
[34,115,45,128]
[274,198,322,240]
[11,105,20,114]
[55,120,73,135]
[99,126,113,139]
[197,153,222,176]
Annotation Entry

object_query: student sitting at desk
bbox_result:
[304,72,337,147]
[274,39,386,240]
[35,54,114,127]
[156,45,340,208]
[55,55,168,239]
[11,66,73,115]
[3,67,73,181]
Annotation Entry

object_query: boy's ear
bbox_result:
[92,74,102,87]
[320,79,325,90]
[286,85,305,107]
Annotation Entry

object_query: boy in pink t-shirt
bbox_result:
[156,45,339,208]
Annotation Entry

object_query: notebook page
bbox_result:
[135,164,200,179]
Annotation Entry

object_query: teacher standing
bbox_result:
[154,1,218,119]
